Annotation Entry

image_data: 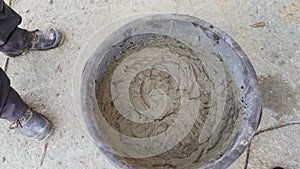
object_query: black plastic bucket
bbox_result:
[79,14,262,169]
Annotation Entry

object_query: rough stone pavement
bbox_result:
[0,0,299,168]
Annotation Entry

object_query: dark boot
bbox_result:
[30,28,63,51]
[1,28,63,57]
[10,109,53,142]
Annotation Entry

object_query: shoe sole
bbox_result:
[5,50,29,57]
[57,30,65,47]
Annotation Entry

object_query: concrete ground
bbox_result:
[0,0,299,168]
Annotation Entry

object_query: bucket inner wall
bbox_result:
[80,14,262,169]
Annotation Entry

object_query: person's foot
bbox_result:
[30,28,63,51]
[10,109,53,142]
[3,28,63,57]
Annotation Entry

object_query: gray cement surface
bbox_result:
[0,0,299,168]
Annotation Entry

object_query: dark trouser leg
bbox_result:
[0,28,32,57]
[0,68,28,122]
[0,1,22,45]
[0,1,32,57]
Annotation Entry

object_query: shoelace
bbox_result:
[9,115,28,129]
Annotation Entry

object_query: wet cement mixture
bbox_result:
[96,35,242,168]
